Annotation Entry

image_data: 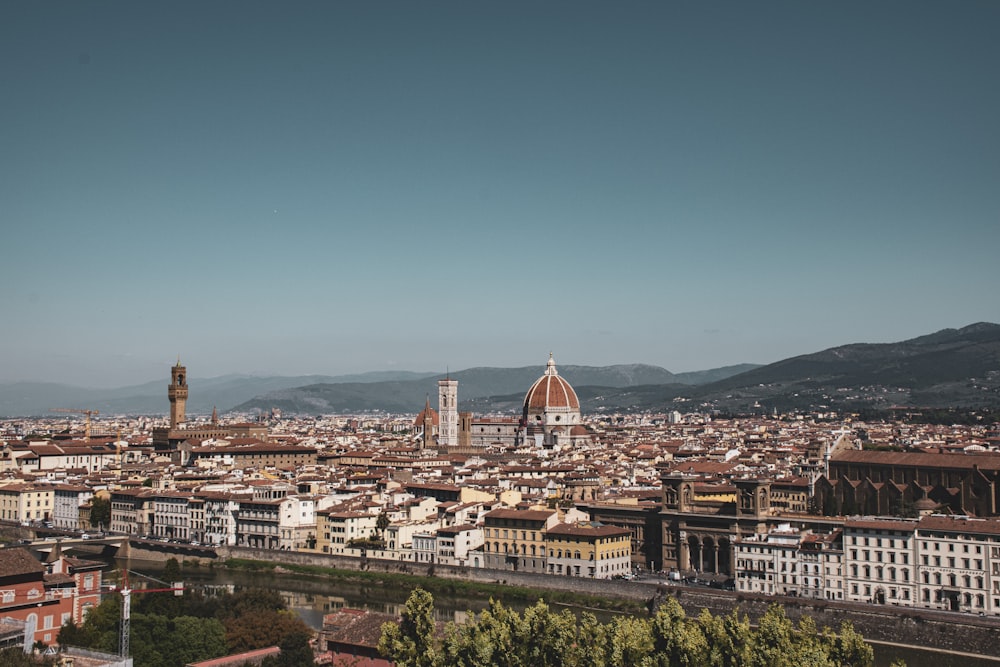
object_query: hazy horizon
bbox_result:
[4,356,755,390]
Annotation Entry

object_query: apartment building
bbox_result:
[482,508,558,573]
[734,524,844,600]
[278,495,316,551]
[52,484,93,530]
[201,491,245,547]
[545,522,632,579]
[914,515,999,614]
[0,482,53,524]
[436,524,484,566]
[318,509,377,554]
[109,488,154,536]
[843,518,917,606]
[236,496,281,549]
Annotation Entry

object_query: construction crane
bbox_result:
[50,408,100,441]
[106,569,184,660]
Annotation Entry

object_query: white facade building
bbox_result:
[734,524,844,600]
[843,518,917,606]
[914,515,998,614]
[279,495,316,551]
[202,492,245,547]
[153,491,192,541]
[52,484,92,530]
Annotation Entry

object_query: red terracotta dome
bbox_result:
[523,354,580,413]
[414,397,440,427]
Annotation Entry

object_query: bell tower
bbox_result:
[438,376,458,447]
[168,359,188,428]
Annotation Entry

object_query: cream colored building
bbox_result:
[482,508,558,573]
[0,482,54,523]
[545,522,632,579]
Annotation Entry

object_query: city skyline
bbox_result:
[3,2,998,388]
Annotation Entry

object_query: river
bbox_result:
[120,560,998,667]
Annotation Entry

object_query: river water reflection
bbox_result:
[122,560,998,667]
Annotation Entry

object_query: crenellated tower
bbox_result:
[168,359,188,428]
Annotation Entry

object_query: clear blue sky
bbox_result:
[2,1,998,388]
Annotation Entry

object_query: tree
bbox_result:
[376,510,390,538]
[63,586,309,666]
[698,608,751,667]
[89,495,111,529]
[261,630,315,667]
[607,615,652,667]
[225,610,313,655]
[378,588,439,667]
[383,590,878,667]
[649,596,709,666]
[442,597,521,667]
[564,610,609,667]
[57,596,121,655]
[518,600,579,667]
[163,557,182,583]
[0,647,55,666]
[747,604,795,667]
[827,620,874,667]
[168,616,228,666]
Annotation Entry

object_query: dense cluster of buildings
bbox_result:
[4,354,1000,650]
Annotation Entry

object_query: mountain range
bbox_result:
[1,323,997,418]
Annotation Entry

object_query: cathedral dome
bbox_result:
[523,354,580,414]
[414,398,440,427]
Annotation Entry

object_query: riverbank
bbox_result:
[129,544,1000,662]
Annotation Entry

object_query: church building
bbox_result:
[518,354,592,450]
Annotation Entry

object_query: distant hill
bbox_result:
[681,322,1000,412]
[235,323,1000,416]
[4,324,996,417]
[231,364,683,415]
[671,364,762,385]
[0,370,437,417]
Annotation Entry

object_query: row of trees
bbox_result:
[380,589,897,667]
[56,561,314,667]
